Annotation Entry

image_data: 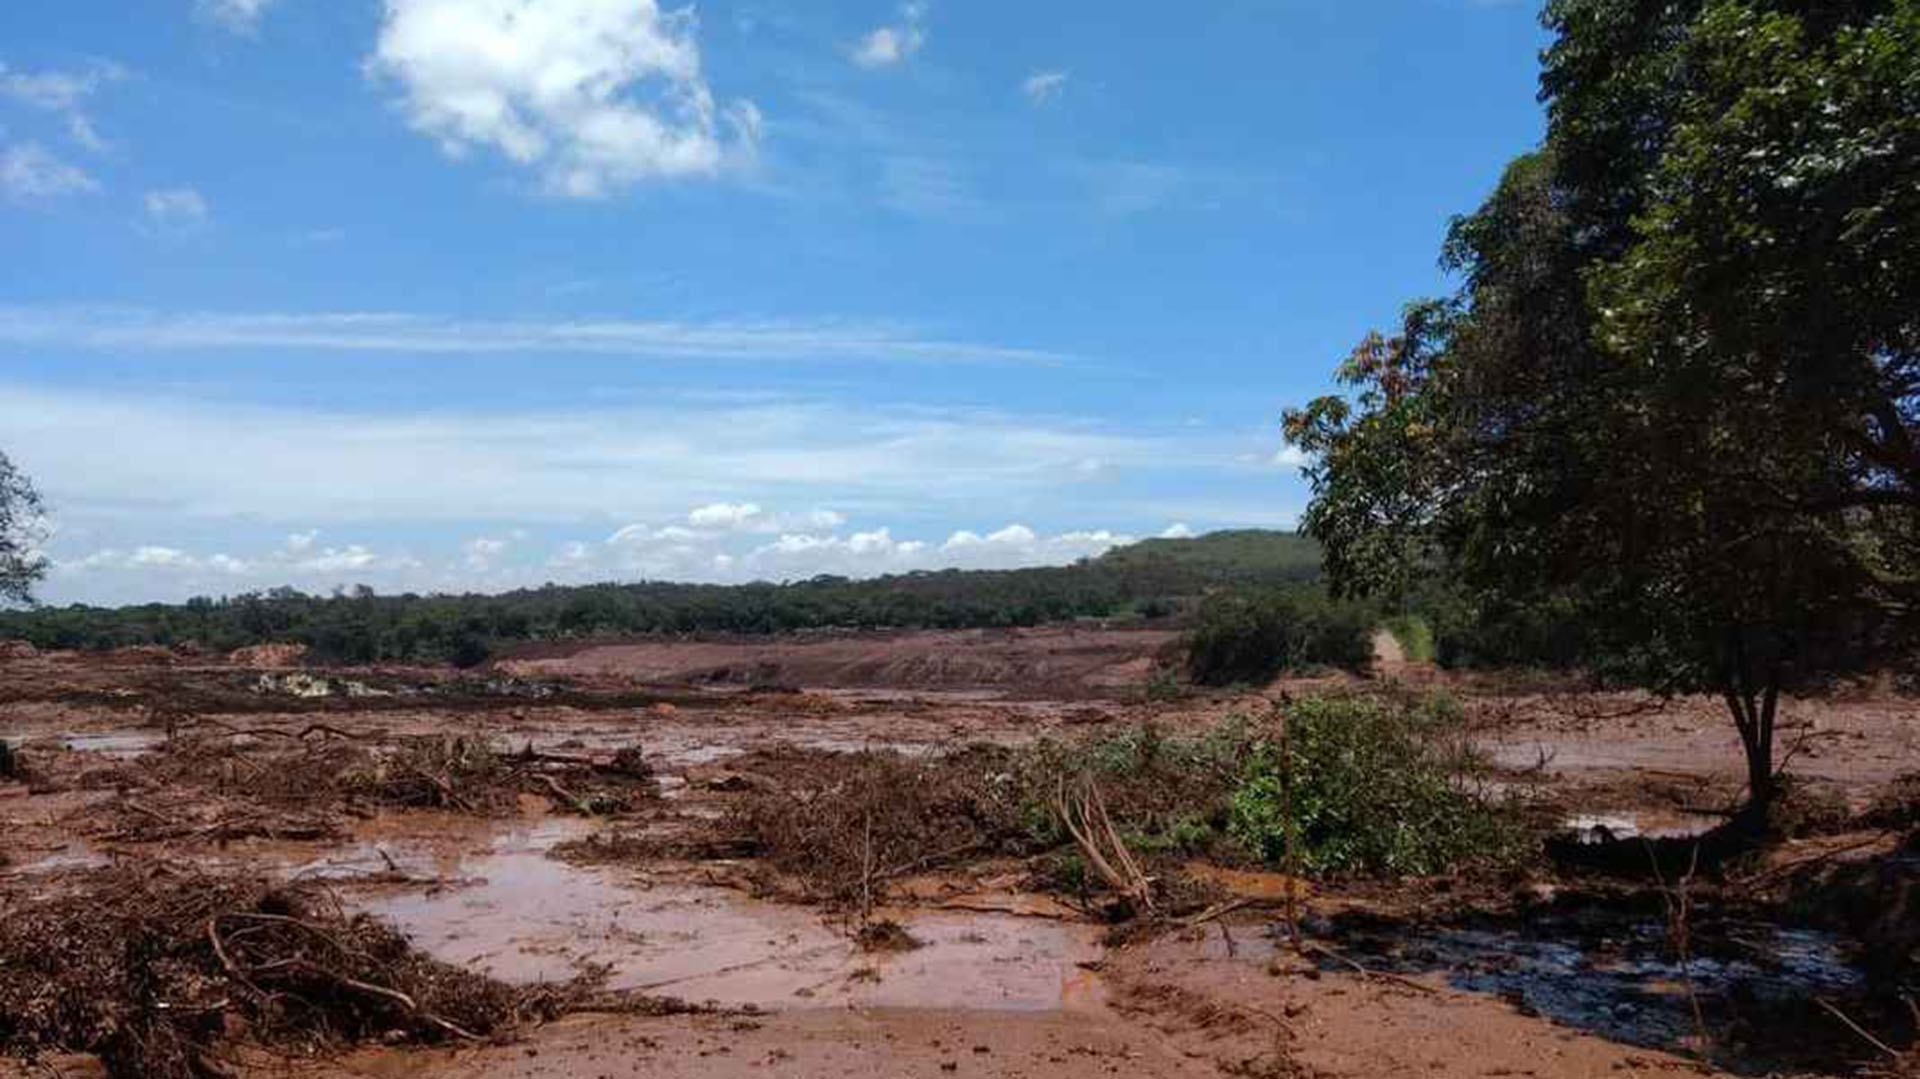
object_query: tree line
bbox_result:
[0,531,1326,665]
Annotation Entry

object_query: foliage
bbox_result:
[1284,1,1920,809]
[1380,613,1436,665]
[1183,588,1375,686]
[1228,695,1522,877]
[0,452,47,609]
[0,530,1324,663]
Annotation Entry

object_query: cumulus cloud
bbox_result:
[0,59,126,151]
[1160,522,1195,539]
[45,504,1213,604]
[368,0,758,197]
[142,187,210,233]
[0,143,98,201]
[852,2,926,68]
[1021,70,1068,105]
[196,0,278,32]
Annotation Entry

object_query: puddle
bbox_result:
[1325,914,1867,1052]
[3,841,110,876]
[352,819,1104,1013]
[0,730,162,759]
[1562,812,1722,843]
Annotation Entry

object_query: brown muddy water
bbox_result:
[287,818,1107,1013]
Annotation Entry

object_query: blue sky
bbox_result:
[0,0,1548,605]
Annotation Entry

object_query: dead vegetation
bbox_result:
[46,728,658,845]
[0,864,698,1079]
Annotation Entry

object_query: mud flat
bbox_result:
[1,638,1914,1078]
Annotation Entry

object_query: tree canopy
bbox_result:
[1286,0,1920,810]
[0,453,47,608]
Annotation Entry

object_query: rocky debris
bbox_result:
[254,672,390,699]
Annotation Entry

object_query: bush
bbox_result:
[1381,614,1436,664]
[1228,694,1522,877]
[1184,589,1373,686]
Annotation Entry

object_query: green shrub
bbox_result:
[1228,695,1521,877]
[1381,614,1436,664]
[1184,589,1373,686]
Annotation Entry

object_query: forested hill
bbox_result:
[0,530,1322,664]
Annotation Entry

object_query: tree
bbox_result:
[1286,0,1919,815]
[0,452,47,607]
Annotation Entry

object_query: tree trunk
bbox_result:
[1723,630,1779,817]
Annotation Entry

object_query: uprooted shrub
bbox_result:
[95,731,653,837]
[0,865,674,1079]
[723,744,1032,906]
[1862,772,1920,832]
[1228,694,1525,877]
[696,693,1523,915]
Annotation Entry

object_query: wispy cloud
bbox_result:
[0,306,1069,366]
[879,155,983,217]
[196,0,279,33]
[852,2,927,68]
[1022,71,1069,106]
[0,59,127,152]
[141,187,210,234]
[0,383,1158,526]
[0,143,99,202]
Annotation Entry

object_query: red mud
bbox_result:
[2,636,1914,1079]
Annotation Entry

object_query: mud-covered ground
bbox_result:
[2,631,1915,1078]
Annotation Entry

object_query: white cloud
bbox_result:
[54,540,410,584]
[1160,522,1195,539]
[130,545,195,568]
[1272,444,1312,470]
[0,143,99,201]
[1021,71,1068,105]
[0,60,127,152]
[142,187,210,233]
[368,0,758,198]
[284,530,319,554]
[197,0,278,32]
[852,2,926,68]
[685,502,846,533]
[463,535,511,570]
[44,501,1213,603]
[0,306,1065,366]
[688,501,763,529]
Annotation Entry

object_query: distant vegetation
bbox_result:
[0,530,1329,665]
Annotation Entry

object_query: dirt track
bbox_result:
[2,637,1915,1078]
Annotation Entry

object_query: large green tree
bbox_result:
[0,452,47,608]
[1287,0,1918,813]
